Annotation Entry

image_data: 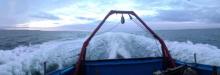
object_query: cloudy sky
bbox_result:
[0,0,220,30]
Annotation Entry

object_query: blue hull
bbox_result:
[49,57,219,75]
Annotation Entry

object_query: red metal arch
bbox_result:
[74,10,176,75]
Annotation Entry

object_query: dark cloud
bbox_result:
[76,17,96,21]
[138,0,220,24]
[153,7,220,23]
[197,7,220,23]
[30,12,60,20]
[156,10,195,22]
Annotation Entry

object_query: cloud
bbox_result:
[0,0,29,27]
[0,0,220,30]
[30,12,60,20]
[197,7,220,23]
[76,17,96,21]
[155,9,196,22]
[138,0,220,24]
[0,0,73,28]
[154,6,220,23]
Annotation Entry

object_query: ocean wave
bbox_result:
[0,32,219,75]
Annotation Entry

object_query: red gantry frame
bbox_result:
[74,10,176,75]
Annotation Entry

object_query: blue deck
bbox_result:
[49,57,219,75]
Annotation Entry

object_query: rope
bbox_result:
[132,19,148,32]
[154,39,162,56]
[131,18,162,56]
[95,21,121,36]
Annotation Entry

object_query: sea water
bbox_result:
[0,29,220,75]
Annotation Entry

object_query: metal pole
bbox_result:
[44,62,47,75]
[212,66,217,75]
[194,53,197,64]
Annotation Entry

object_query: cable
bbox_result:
[131,18,162,56]
[154,38,162,56]
[97,21,121,35]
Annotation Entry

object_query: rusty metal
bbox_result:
[73,10,176,75]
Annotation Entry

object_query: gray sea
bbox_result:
[0,29,219,50]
